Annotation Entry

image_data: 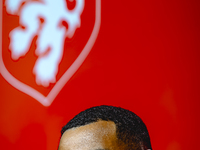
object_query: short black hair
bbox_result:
[61,105,152,150]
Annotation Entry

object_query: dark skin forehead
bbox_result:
[58,120,127,150]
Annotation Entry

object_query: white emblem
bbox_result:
[0,0,101,106]
[6,0,84,87]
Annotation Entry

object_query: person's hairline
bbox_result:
[62,119,116,134]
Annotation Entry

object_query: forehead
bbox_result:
[58,120,119,150]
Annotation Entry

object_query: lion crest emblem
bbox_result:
[0,0,101,106]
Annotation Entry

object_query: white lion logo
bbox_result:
[5,0,85,87]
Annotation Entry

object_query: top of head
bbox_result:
[59,105,152,150]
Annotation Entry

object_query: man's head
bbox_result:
[58,105,152,150]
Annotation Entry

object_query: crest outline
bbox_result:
[0,0,101,106]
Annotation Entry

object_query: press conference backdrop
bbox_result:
[0,0,200,150]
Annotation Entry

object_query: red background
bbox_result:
[1,0,200,150]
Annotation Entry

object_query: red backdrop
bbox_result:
[0,0,200,150]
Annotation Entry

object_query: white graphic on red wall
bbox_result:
[5,0,85,87]
[0,0,101,106]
